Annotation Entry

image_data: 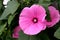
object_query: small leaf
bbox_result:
[54,27,60,39]
[8,13,17,25]
[0,0,20,20]
[0,23,7,35]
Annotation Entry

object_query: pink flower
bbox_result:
[46,6,60,27]
[12,26,21,38]
[59,14,60,20]
[19,4,46,35]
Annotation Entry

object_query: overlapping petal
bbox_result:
[46,6,60,27]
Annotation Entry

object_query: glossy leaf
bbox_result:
[0,0,20,20]
[54,27,60,39]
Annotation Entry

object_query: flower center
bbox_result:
[32,18,38,23]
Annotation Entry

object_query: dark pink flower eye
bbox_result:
[32,18,38,23]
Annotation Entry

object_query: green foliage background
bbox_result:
[0,0,60,40]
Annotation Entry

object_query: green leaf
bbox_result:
[39,0,50,4]
[0,1,2,10]
[8,13,17,25]
[18,31,29,40]
[54,27,60,39]
[0,0,20,20]
[38,0,43,4]
[0,23,7,35]
[18,31,50,40]
[18,31,41,40]
[29,36,39,40]
[38,0,51,8]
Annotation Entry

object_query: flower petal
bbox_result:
[20,7,34,18]
[12,26,21,38]
[46,6,60,27]
[13,26,21,33]
[19,17,32,30]
[30,4,46,21]
[12,33,19,38]
[23,22,46,35]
